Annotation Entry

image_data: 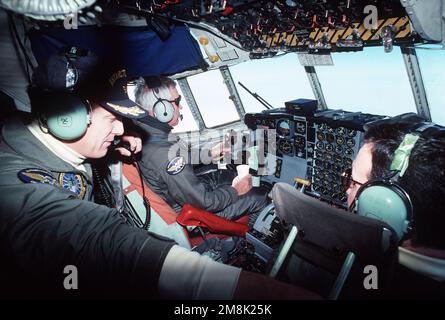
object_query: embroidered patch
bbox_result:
[106,102,146,116]
[18,169,57,186]
[166,156,186,175]
[58,172,86,199]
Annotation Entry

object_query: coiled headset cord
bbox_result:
[116,141,151,231]
[91,146,151,231]
[134,159,151,231]
[92,162,115,208]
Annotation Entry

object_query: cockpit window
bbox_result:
[230,53,315,113]
[417,47,445,126]
[316,47,417,117]
[187,69,240,128]
[172,84,199,133]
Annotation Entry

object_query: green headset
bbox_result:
[354,133,418,242]
[29,86,91,141]
[353,119,442,242]
[350,113,445,241]
[41,91,91,141]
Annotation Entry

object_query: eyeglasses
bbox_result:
[168,95,181,105]
[341,168,364,192]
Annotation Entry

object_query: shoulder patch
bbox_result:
[18,169,57,186]
[58,172,87,199]
[166,156,186,175]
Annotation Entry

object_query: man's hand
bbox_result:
[115,135,142,157]
[232,174,252,196]
[210,141,231,159]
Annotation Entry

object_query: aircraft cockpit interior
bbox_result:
[0,0,444,300]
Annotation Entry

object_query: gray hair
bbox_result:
[134,76,177,113]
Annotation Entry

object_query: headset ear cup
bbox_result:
[153,99,174,123]
[44,92,90,140]
[356,181,412,242]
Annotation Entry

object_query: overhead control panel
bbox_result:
[245,106,387,208]
[116,0,425,57]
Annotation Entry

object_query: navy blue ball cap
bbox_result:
[94,68,148,119]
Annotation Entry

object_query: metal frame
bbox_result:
[304,66,328,110]
[219,65,246,118]
[401,46,432,121]
[177,77,206,130]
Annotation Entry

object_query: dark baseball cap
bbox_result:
[32,47,147,119]
[92,68,148,119]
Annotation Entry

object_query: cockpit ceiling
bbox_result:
[105,0,419,55]
[125,0,418,54]
[1,0,439,56]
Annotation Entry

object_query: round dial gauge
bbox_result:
[295,121,306,134]
[277,120,291,136]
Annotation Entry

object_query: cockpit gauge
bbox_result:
[278,139,293,155]
[316,141,324,149]
[326,134,335,143]
[327,126,335,134]
[325,143,334,152]
[295,135,305,146]
[347,129,357,137]
[277,120,291,136]
[325,153,333,162]
[295,121,306,134]
[336,136,345,145]
[335,145,343,154]
[334,155,342,165]
[345,148,353,157]
[336,127,347,136]
[319,123,327,131]
[346,138,356,148]
[317,132,325,141]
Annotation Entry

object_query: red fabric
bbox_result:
[123,163,250,248]
[177,204,249,237]
[122,163,178,225]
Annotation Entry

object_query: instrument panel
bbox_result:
[117,0,419,55]
[245,107,386,208]
[310,122,360,204]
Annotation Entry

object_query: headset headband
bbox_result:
[390,133,419,177]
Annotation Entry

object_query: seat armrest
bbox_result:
[177,204,249,237]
